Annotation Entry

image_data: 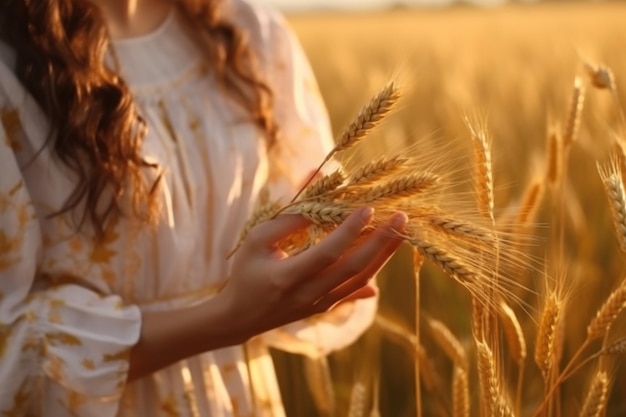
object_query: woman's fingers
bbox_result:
[303,212,407,297]
[283,207,375,278]
[246,214,311,251]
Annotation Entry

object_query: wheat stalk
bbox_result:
[428,318,468,371]
[304,357,335,416]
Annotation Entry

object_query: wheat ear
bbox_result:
[353,172,439,203]
[516,177,545,226]
[424,214,496,245]
[545,128,563,185]
[587,278,626,340]
[347,381,367,417]
[406,236,477,284]
[562,76,585,147]
[348,155,409,186]
[600,337,626,356]
[583,61,616,92]
[336,81,401,153]
[301,169,346,201]
[535,291,561,381]
[452,367,470,417]
[598,158,626,253]
[498,300,527,364]
[289,81,401,203]
[284,202,350,226]
[579,371,609,417]
[466,119,495,222]
[476,341,498,417]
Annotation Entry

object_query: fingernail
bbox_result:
[361,207,374,222]
[391,212,408,229]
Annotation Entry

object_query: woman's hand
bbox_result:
[127,207,406,381]
[222,207,407,340]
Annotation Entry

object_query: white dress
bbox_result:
[0,1,376,416]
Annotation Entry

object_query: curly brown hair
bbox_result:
[0,0,277,237]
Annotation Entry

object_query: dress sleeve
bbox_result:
[251,6,378,358]
[0,55,141,416]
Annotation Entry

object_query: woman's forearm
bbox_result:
[126,295,247,381]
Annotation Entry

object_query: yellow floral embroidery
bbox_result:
[89,217,119,264]
[0,324,8,359]
[0,181,29,272]
[23,311,36,323]
[49,299,66,308]
[22,335,38,353]
[68,236,84,253]
[101,267,117,286]
[103,348,129,362]
[0,107,23,152]
[160,393,181,417]
[221,363,236,375]
[46,355,65,381]
[1,379,30,417]
[0,230,21,271]
[45,332,83,346]
[61,391,85,417]
[81,359,96,370]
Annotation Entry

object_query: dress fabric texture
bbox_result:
[0,1,377,416]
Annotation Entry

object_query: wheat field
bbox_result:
[269,3,626,417]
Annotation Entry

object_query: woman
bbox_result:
[0,0,407,416]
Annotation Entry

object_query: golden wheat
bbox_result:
[302,169,346,200]
[348,155,409,186]
[587,278,626,340]
[535,291,562,381]
[498,300,527,364]
[583,61,616,92]
[579,371,609,417]
[452,367,470,417]
[466,118,495,222]
[562,77,585,147]
[428,318,468,371]
[545,128,562,185]
[336,81,401,153]
[598,157,626,253]
[476,340,499,417]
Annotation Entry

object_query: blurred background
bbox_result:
[252,1,626,416]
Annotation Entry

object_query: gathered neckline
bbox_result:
[111,8,176,46]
